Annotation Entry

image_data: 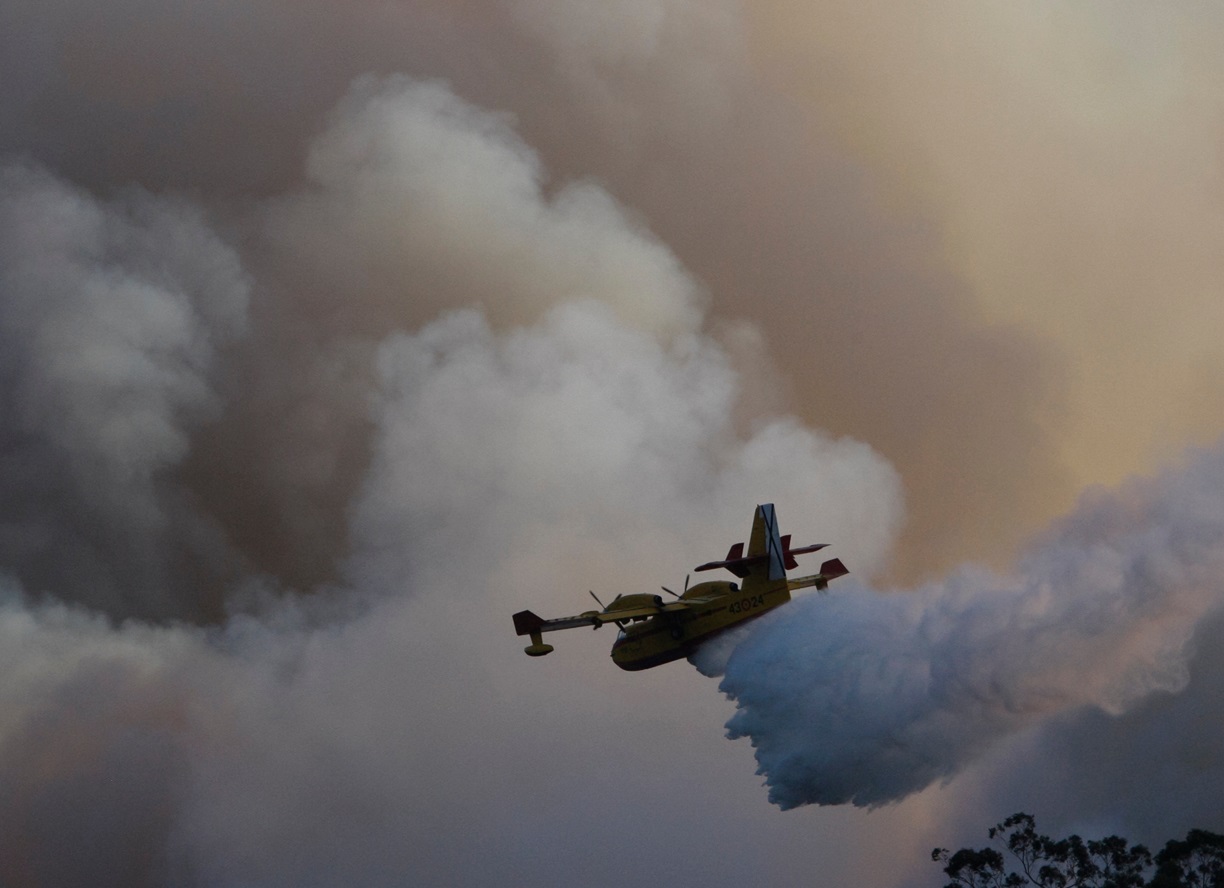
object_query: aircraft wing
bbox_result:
[512,601,690,637]
[513,610,600,635]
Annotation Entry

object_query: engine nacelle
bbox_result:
[604,593,664,612]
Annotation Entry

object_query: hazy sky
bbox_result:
[1,2,1223,886]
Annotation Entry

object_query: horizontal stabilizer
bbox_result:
[786,558,851,593]
[782,535,830,570]
[695,537,829,578]
[693,543,744,573]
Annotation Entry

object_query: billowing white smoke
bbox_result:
[702,445,1224,809]
[0,78,906,885]
[348,302,902,600]
[263,75,702,338]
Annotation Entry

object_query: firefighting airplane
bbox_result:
[512,504,848,671]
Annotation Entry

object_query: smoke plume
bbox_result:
[701,445,1224,810]
[0,76,909,885]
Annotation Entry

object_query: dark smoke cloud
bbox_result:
[962,607,1224,845]
[0,162,248,620]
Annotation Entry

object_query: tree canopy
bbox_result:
[933,813,1224,888]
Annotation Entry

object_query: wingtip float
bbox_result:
[511,504,849,671]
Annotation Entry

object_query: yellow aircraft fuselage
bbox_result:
[609,579,788,670]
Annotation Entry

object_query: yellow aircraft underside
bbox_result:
[610,582,791,671]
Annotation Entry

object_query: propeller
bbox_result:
[589,590,607,609]
[661,574,691,598]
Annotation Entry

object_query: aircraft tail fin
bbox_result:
[752,503,786,581]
